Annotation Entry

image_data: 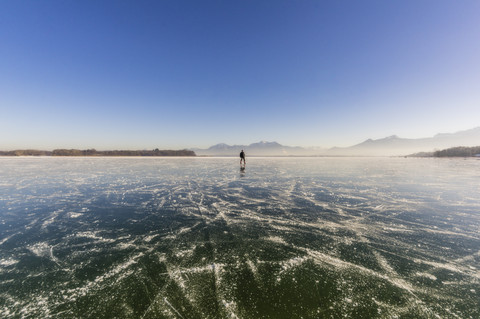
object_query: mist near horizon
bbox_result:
[2,126,480,157]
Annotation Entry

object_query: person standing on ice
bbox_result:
[240,150,246,168]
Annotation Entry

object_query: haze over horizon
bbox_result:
[1,1,479,150]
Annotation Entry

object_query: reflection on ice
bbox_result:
[0,157,479,318]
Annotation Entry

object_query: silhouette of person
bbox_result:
[240,150,246,167]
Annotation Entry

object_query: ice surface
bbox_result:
[0,157,479,318]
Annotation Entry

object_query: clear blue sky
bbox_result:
[1,1,479,150]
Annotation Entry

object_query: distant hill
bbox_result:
[193,127,480,156]
[327,127,480,156]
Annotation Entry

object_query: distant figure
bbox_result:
[240,150,246,168]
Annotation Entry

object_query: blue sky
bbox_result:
[1,1,479,150]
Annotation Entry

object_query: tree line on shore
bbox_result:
[433,146,480,157]
[0,149,196,157]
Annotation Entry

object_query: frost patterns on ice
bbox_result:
[0,157,480,318]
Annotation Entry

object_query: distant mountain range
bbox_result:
[192,127,480,156]
[192,141,325,156]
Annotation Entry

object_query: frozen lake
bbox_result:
[1,157,479,318]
